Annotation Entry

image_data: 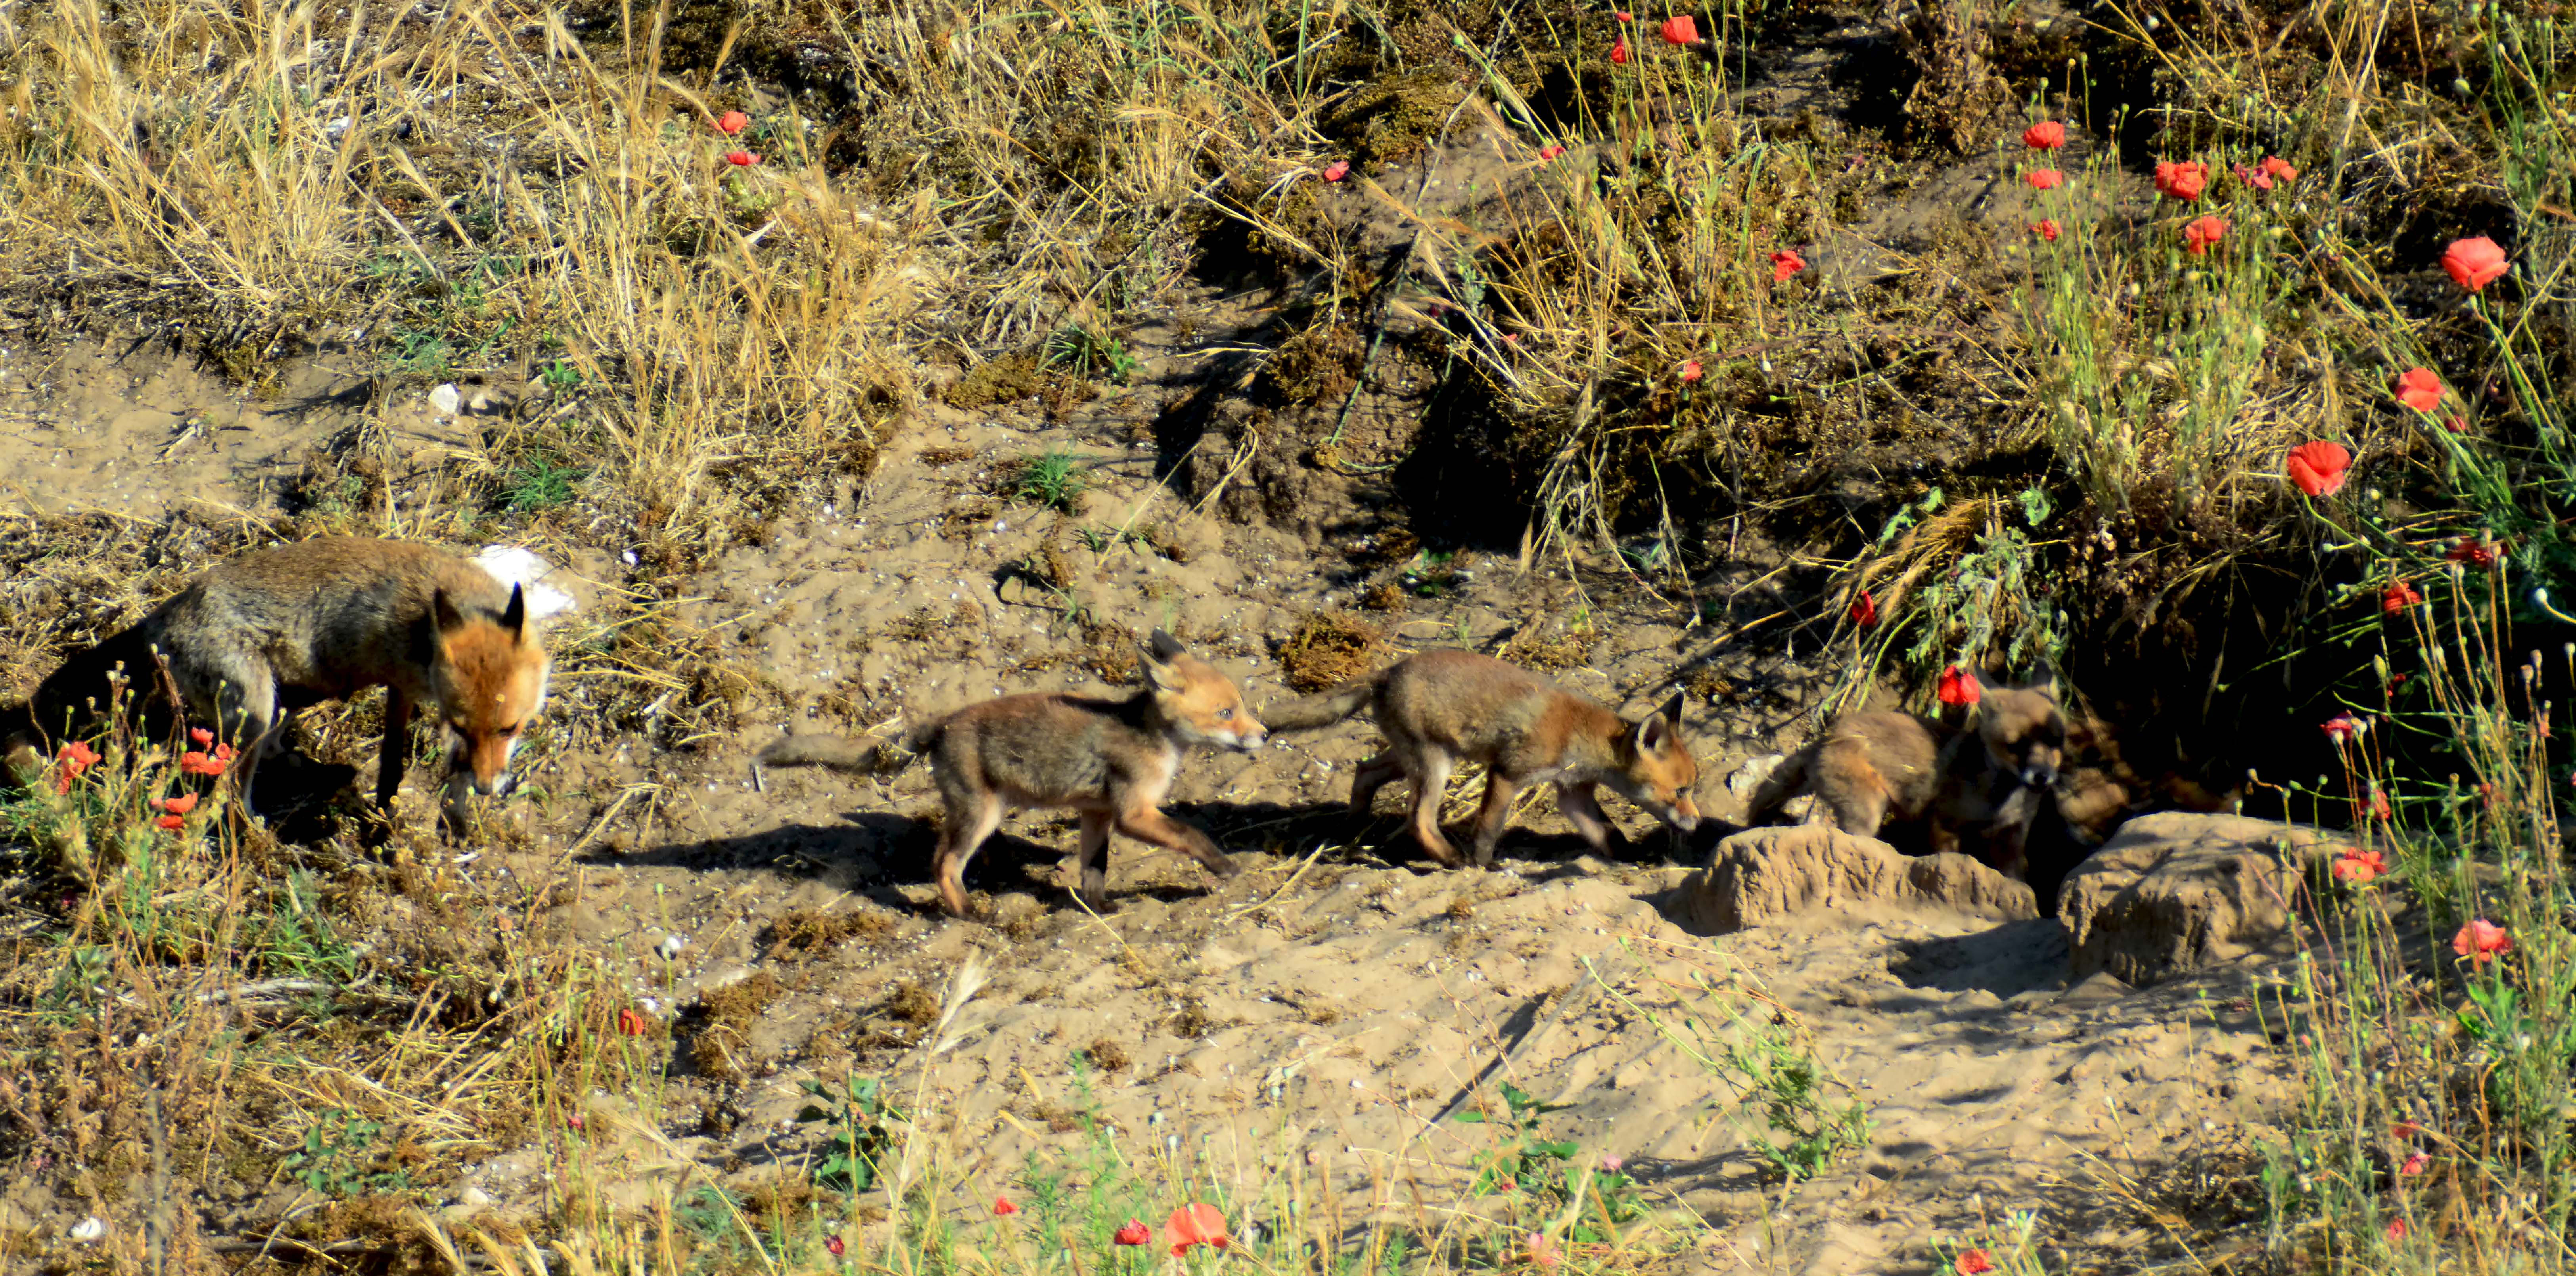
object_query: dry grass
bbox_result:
[1277,608,1387,693]
[0,0,2572,1268]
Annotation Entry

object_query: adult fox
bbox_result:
[4,537,555,815]
[756,630,1266,919]
[1268,650,1703,867]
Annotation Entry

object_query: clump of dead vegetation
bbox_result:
[0,0,2570,1265]
[1276,609,1386,693]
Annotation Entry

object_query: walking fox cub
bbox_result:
[755,630,1267,919]
[1745,668,2066,873]
[1268,650,1703,867]
[4,537,554,815]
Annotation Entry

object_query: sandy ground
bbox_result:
[0,337,2292,1274]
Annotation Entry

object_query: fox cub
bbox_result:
[756,630,1266,919]
[1745,667,2066,874]
[4,537,554,815]
[1268,650,1702,867]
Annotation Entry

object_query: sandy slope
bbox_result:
[0,339,2290,1273]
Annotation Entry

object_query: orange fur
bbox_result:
[3,537,550,815]
[1269,650,1701,867]
[757,630,1265,918]
[1748,669,2066,874]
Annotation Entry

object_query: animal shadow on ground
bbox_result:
[619,799,1352,916]
[1204,793,1707,877]
[615,794,1695,918]
[1886,917,2070,999]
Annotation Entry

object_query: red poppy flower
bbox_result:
[617,1008,648,1035]
[2381,580,2421,613]
[2454,917,2512,963]
[714,110,749,136]
[2262,155,2298,184]
[2233,162,2272,191]
[189,727,214,748]
[2447,537,2497,568]
[2333,848,2387,883]
[2401,1152,2430,1176]
[1938,664,1982,707]
[2445,414,2470,434]
[1164,1204,1231,1257]
[1956,1251,1997,1276]
[1610,37,1630,63]
[994,1198,1019,1216]
[2367,786,2392,819]
[826,1234,845,1257]
[1113,1219,1151,1246]
[2030,219,2060,241]
[156,814,184,831]
[2182,215,2229,254]
[1615,10,1634,19]
[2022,121,2065,149]
[723,151,760,166]
[2284,441,2351,497]
[2153,159,2209,201]
[158,792,198,816]
[1679,360,1703,382]
[2024,168,2064,191]
[2387,1218,2408,1242]
[60,740,99,768]
[2442,237,2509,292]
[1323,159,1350,182]
[1537,143,1567,160]
[2395,367,2443,411]
[1660,14,1701,42]
[1848,590,1878,627]
[1769,248,1806,281]
[181,744,237,777]
[2322,712,2367,744]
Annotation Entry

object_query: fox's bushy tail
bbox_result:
[756,722,936,778]
[1262,680,1376,732]
[1741,747,1812,826]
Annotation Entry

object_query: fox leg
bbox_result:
[1075,809,1113,911]
[1468,770,1519,867]
[1349,754,1401,813]
[220,680,282,816]
[1400,747,1462,868]
[1555,780,1622,857]
[934,790,1006,919]
[377,688,412,808]
[1111,804,1239,884]
[1812,739,1893,837]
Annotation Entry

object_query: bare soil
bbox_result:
[0,332,2286,1273]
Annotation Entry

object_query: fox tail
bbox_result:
[755,721,936,780]
[1262,680,1376,733]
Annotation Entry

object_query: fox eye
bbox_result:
[496,723,520,738]
[1215,708,1234,720]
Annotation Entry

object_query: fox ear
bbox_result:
[1138,633,1186,691]
[1638,693,1685,754]
[501,584,527,637]
[2023,662,2060,700]
[431,588,466,634]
